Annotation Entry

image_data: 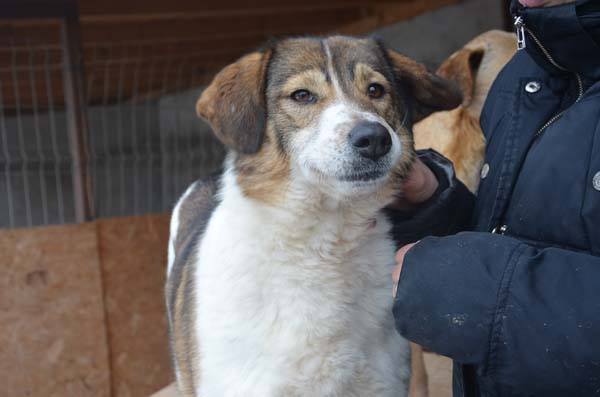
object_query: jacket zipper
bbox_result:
[492,17,586,235]
[514,16,584,138]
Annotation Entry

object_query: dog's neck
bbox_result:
[220,163,391,244]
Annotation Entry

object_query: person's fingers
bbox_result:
[392,263,403,298]
[392,262,403,283]
[392,243,417,297]
[395,243,414,264]
[402,160,438,204]
[401,159,426,193]
[388,159,438,211]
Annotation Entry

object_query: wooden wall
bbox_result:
[0,223,111,397]
[1,0,461,109]
[0,214,173,397]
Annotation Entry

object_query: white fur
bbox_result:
[295,102,402,193]
[174,42,411,396]
[324,42,343,96]
[188,162,410,396]
[168,181,196,275]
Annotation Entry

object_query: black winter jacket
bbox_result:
[390,1,600,395]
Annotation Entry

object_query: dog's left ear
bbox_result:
[196,50,271,154]
[387,50,463,123]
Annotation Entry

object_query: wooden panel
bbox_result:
[77,0,394,18]
[374,0,460,26]
[97,214,173,397]
[0,223,111,397]
[0,0,462,108]
[1,8,363,45]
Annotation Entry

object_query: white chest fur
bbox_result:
[192,174,410,396]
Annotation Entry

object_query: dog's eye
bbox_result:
[291,89,316,104]
[367,83,385,99]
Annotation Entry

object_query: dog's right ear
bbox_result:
[436,47,484,106]
[196,50,271,154]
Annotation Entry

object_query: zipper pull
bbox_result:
[491,224,508,235]
[514,16,526,51]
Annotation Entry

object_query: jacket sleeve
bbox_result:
[393,232,600,393]
[385,149,475,247]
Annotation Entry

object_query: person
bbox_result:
[389,0,600,395]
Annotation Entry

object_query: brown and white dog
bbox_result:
[165,36,461,397]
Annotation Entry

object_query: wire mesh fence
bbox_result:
[0,23,76,228]
[84,40,225,219]
[0,15,226,229]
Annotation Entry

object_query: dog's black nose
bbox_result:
[348,121,392,161]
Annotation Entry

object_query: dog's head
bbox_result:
[197,36,461,203]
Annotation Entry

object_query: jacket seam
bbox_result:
[504,231,591,254]
[487,82,523,231]
[483,242,527,376]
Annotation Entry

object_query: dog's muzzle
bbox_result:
[348,121,392,161]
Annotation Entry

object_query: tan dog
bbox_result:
[414,30,516,193]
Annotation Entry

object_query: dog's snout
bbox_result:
[348,122,392,161]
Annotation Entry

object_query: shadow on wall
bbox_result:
[376,0,505,69]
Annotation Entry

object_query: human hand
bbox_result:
[388,159,439,210]
[392,243,417,297]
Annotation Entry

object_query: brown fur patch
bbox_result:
[266,38,329,151]
[166,178,220,396]
[445,108,485,190]
[235,127,290,204]
[387,127,416,197]
[196,51,271,154]
[437,48,484,106]
[386,50,463,122]
[171,262,198,396]
[414,107,480,191]
[276,68,335,133]
[353,63,392,96]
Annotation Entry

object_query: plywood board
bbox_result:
[0,223,111,397]
[97,214,173,397]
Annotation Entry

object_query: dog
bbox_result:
[414,30,516,193]
[165,35,462,397]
